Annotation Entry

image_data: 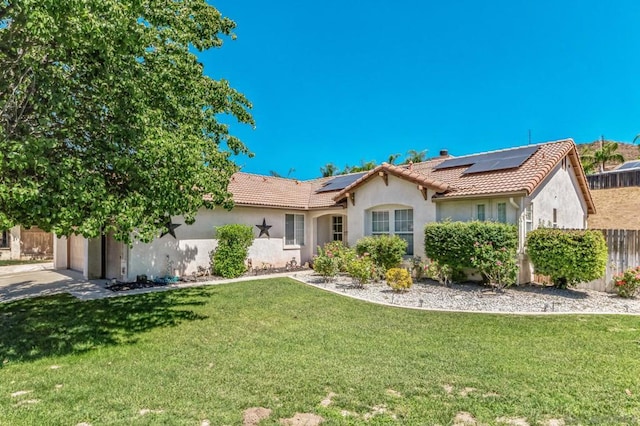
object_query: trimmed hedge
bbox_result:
[355,235,407,271]
[526,228,607,288]
[212,224,254,278]
[424,221,518,271]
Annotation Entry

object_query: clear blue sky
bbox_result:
[201,0,640,180]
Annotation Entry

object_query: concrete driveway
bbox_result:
[0,267,111,304]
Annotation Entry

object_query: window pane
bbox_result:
[295,214,305,245]
[285,214,295,245]
[497,203,507,223]
[372,211,389,234]
[0,230,8,248]
[394,209,413,232]
[477,204,485,221]
[332,216,343,241]
[396,233,414,256]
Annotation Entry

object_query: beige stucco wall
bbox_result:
[436,198,520,224]
[528,161,588,230]
[126,206,339,281]
[344,174,437,259]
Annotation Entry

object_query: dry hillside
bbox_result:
[589,187,640,230]
[577,141,640,171]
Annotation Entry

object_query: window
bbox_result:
[552,208,558,228]
[525,203,533,233]
[369,209,413,255]
[285,214,304,246]
[371,211,389,235]
[332,216,343,241]
[497,203,507,223]
[395,209,414,255]
[0,230,9,249]
[476,204,486,221]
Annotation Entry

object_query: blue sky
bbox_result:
[202,0,640,180]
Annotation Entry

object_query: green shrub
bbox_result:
[355,235,407,271]
[470,241,518,289]
[424,221,518,284]
[346,255,377,287]
[613,266,640,298]
[424,260,454,286]
[313,245,340,282]
[212,224,254,278]
[526,228,607,288]
[322,240,356,272]
[386,268,413,292]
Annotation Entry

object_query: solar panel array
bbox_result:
[616,161,640,171]
[434,145,539,175]
[316,172,368,193]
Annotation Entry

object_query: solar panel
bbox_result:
[316,172,368,193]
[434,145,539,175]
[616,161,640,171]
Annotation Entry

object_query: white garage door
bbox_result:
[69,234,85,272]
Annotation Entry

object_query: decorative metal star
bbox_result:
[256,218,272,238]
[160,219,181,239]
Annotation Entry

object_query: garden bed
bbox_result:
[105,266,310,292]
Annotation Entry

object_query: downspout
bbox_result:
[509,197,522,252]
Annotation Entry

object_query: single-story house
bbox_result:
[53,138,595,283]
[1,226,54,261]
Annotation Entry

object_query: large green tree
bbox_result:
[0,0,253,243]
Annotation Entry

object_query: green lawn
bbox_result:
[1,278,639,425]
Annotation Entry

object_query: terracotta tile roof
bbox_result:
[227,139,595,214]
[228,173,342,210]
[334,139,595,214]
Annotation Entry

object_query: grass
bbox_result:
[1,278,639,425]
[0,259,51,267]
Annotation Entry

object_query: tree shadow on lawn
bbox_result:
[0,287,212,365]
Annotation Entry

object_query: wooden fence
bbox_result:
[587,170,640,190]
[578,229,640,292]
[20,227,53,259]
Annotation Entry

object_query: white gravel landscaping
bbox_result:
[291,270,640,315]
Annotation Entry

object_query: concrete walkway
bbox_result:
[0,268,112,303]
[0,268,302,304]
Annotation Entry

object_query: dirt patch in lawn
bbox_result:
[243,407,272,426]
[453,411,478,425]
[280,412,324,425]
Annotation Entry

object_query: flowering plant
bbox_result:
[424,260,454,286]
[613,266,640,298]
[470,241,517,289]
[313,245,340,282]
[346,254,377,287]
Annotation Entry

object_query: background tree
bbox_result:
[320,163,338,177]
[580,141,625,174]
[0,0,253,243]
[387,153,401,164]
[269,168,295,178]
[404,149,428,164]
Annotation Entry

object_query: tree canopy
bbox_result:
[0,0,253,243]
